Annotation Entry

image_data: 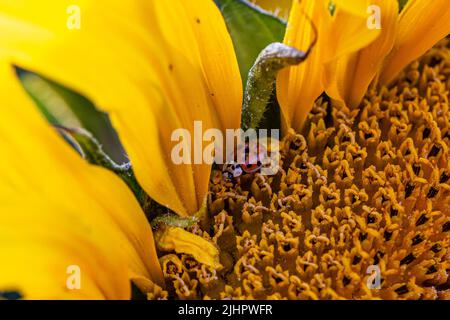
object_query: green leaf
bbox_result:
[17,69,126,163]
[216,0,286,85]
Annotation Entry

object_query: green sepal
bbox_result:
[18,69,126,163]
[241,43,313,130]
[151,213,198,230]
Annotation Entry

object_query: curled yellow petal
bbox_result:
[156,227,222,270]
[323,0,380,62]
[0,59,162,299]
[254,0,293,19]
[0,202,129,300]
[0,0,242,217]
[277,0,329,132]
[325,0,398,108]
[277,0,379,132]
[380,0,450,84]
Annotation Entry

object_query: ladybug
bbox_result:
[222,141,267,180]
[222,161,243,180]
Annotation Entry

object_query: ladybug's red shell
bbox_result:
[240,142,266,174]
[240,162,261,174]
[222,141,268,180]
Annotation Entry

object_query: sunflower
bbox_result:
[0,0,241,299]
[278,0,450,131]
[193,39,450,299]
[0,0,448,300]
[156,0,450,300]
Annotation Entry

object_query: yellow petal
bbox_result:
[323,0,380,62]
[254,0,293,19]
[0,0,242,217]
[277,0,379,131]
[277,0,329,132]
[181,0,243,131]
[331,0,367,16]
[0,59,162,299]
[326,0,398,108]
[156,227,222,270]
[0,202,128,300]
[380,0,450,84]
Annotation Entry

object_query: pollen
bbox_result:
[154,38,450,300]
